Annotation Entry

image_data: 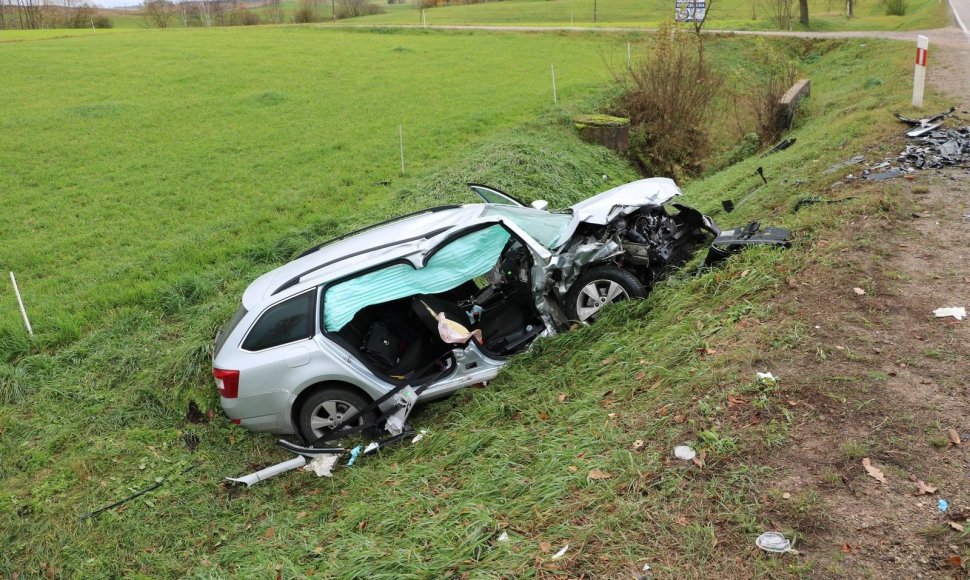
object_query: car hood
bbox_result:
[569,177,682,225]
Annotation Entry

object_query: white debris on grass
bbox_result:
[497,531,509,543]
[755,531,792,553]
[551,544,569,560]
[756,371,778,384]
[411,429,429,444]
[305,454,340,478]
[673,445,697,461]
[933,307,966,320]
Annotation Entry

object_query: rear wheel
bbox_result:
[565,266,646,322]
[297,387,374,444]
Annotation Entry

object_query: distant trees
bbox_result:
[334,0,384,19]
[0,0,110,29]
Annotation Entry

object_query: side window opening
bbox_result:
[242,291,316,351]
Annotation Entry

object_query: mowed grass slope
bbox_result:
[0,27,629,351]
[353,0,948,31]
[1,27,934,576]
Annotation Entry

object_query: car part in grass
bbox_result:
[703,222,792,267]
[81,463,199,520]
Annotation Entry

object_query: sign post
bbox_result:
[912,35,929,108]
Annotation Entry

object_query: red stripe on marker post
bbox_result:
[915,47,928,66]
[912,35,929,107]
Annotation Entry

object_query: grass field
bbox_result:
[0,25,947,577]
[352,0,949,31]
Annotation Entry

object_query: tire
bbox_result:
[565,266,646,322]
[297,386,374,444]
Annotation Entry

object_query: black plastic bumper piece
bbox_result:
[703,222,792,266]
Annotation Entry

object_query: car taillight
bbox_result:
[213,368,239,399]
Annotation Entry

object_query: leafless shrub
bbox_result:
[142,0,174,27]
[334,0,385,19]
[292,0,320,22]
[763,0,794,28]
[732,39,799,145]
[617,22,723,179]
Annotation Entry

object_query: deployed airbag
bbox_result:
[324,226,511,331]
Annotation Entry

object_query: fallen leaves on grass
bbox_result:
[949,521,965,532]
[692,450,707,468]
[852,287,866,296]
[841,543,853,554]
[539,541,551,553]
[587,469,613,481]
[537,411,549,421]
[862,458,887,484]
[947,429,962,446]
[264,527,276,539]
[947,555,963,568]
[727,394,747,408]
[634,371,646,381]
[557,393,567,403]
[631,439,645,451]
[915,479,938,495]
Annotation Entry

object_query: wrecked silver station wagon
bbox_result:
[213,178,777,448]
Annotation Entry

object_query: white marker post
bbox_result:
[9,271,33,336]
[421,9,426,28]
[627,42,631,68]
[551,64,558,104]
[912,35,929,107]
[398,124,405,176]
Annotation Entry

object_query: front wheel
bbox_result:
[565,266,646,322]
[297,386,374,444]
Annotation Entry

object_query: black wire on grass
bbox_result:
[80,462,200,521]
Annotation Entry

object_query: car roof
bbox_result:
[242,204,490,309]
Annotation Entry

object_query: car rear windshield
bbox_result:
[482,206,572,248]
[215,303,248,353]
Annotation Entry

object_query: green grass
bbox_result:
[0,25,948,576]
[351,0,948,31]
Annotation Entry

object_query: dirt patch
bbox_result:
[754,157,970,576]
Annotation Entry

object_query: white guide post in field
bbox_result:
[627,42,632,68]
[912,35,929,107]
[421,9,426,28]
[398,124,405,176]
[9,271,33,336]
[551,64,558,104]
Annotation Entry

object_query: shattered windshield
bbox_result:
[482,206,572,249]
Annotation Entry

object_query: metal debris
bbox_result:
[894,107,955,129]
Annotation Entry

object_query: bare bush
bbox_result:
[617,23,723,179]
[764,0,794,28]
[292,0,320,22]
[143,0,174,27]
[733,39,799,145]
[265,0,282,23]
[335,0,385,18]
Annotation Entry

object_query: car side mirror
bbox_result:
[530,200,549,211]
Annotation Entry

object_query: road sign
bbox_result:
[675,0,707,22]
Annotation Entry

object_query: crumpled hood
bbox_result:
[569,177,682,225]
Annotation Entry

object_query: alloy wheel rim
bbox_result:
[575,280,629,322]
[309,399,360,439]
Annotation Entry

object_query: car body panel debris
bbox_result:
[894,107,955,129]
